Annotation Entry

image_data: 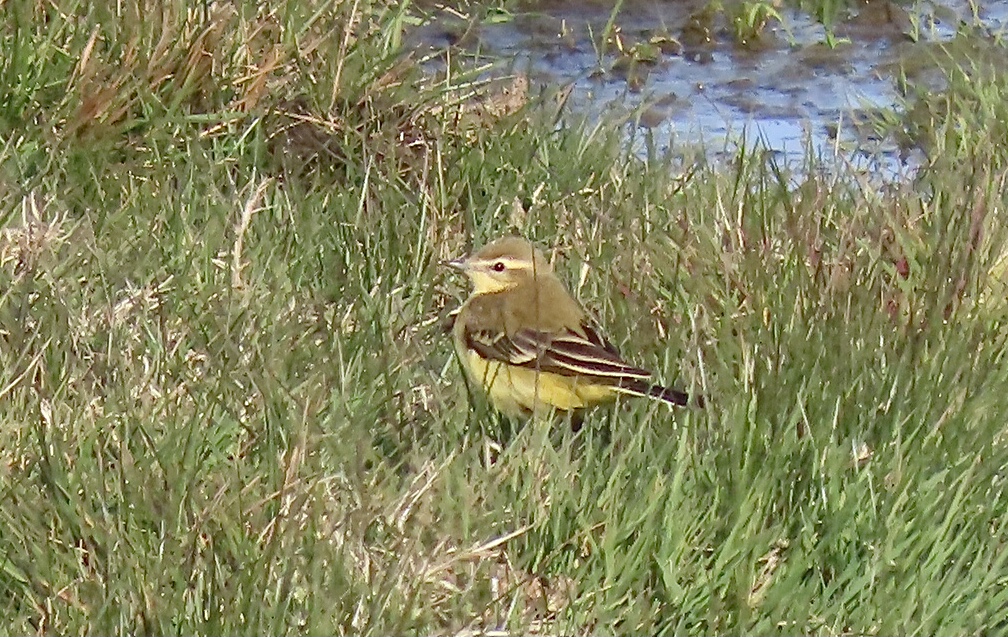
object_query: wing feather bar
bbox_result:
[466,329,537,366]
[513,329,652,380]
[545,348,652,379]
[466,325,654,382]
[580,322,621,357]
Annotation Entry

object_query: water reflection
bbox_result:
[408,0,1008,177]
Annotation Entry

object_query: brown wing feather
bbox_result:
[580,321,621,357]
[464,321,652,381]
[465,327,537,366]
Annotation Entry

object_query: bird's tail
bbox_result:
[617,379,700,407]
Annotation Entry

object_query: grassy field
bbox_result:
[2,1,1008,634]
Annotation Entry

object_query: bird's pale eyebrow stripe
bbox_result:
[475,255,535,270]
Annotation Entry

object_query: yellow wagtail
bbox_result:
[448,236,696,418]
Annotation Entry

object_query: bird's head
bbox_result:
[447,236,552,294]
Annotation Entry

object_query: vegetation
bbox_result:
[1,0,1007,634]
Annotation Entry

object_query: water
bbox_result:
[408,0,1008,177]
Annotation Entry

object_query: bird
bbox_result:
[447,236,696,418]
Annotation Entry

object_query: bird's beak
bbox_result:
[444,256,469,271]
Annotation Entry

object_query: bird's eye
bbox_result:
[491,261,506,272]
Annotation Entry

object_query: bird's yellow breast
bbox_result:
[459,348,617,417]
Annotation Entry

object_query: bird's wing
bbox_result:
[579,321,622,358]
[464,322,652,381]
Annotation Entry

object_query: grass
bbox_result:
[2,0,1008,634]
